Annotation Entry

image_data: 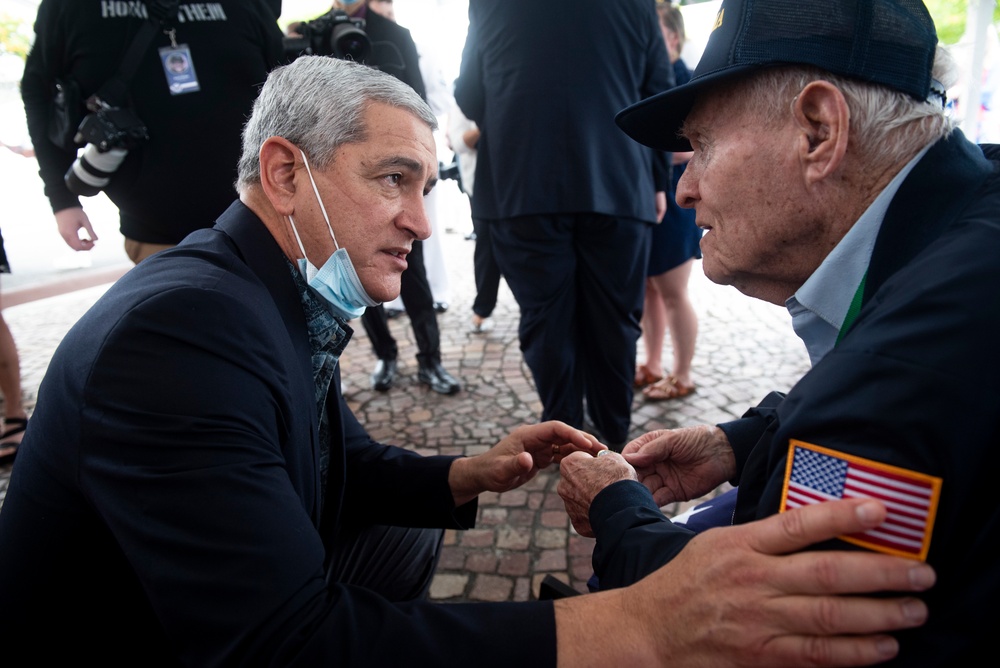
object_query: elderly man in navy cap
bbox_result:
[560,1,999,665]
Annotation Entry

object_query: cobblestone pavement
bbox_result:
[0,225,810,603]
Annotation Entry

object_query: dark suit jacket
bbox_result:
[589,135,1000,666]
[454,0,673,223]
[0,202,558,666]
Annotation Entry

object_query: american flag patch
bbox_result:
[780,440,942,561]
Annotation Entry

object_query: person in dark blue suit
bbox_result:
[454,0,676,448]
[0,53,934,667]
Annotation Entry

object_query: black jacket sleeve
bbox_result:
[21,0,82,213]
[589,480,695,590]
[717,391,785,485]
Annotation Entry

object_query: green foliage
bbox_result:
[925,0,1000,45]
[0,13,33,60]
[676,0,999,45]
[926,0,969,44]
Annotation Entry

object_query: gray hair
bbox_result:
[236,56,437,191]
[735,45,959,168]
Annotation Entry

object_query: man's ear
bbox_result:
[258,137,300,216]
[792,80,849,184]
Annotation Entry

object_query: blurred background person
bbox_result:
[0,227,27,467]
[636,1,701,402]
[446,98,499,333]
[21,0,284,264]
[367,0,394,21]
[455,0,673,448]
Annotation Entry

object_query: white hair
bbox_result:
[736,45,959,167]
[237,56,437,191]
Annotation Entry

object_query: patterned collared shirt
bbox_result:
[288,262,353,497]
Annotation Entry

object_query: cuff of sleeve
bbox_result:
[49,192,82,213]
[590,479,659,535]
[717,417,763,484]
[452,495,478,530]
[717,391,785,484]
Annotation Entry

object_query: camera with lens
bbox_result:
[438,159,464,193]
[64,96,149,197]
[283,9,372,62]
[438,160,460,182]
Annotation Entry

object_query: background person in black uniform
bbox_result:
[454,0,673,447]
[21,0,284,264]
[311,0,459,395]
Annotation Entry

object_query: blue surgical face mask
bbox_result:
[287,149,379,322]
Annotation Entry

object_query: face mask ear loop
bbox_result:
[287,214,309,262]
[299,149,341,251]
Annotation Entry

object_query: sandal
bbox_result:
[0,416,28,466]
[643,376,696,401]
[634,364,663,389]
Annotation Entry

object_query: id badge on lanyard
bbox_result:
[159,28,200,95]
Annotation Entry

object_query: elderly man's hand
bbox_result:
[557,451,637,537]
[449,421,605,507]
[621,425,737,506]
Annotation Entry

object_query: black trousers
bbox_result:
[490,213,651,445]
[471,216,502,318]
[361,239,440,366]
[325,524,444,602]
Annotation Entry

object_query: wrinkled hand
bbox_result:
[558,451,636,537]
[621,425,736,506]
[554,499,935,667]
[54,207,97,251]
[449,421,605,507]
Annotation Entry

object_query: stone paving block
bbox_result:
[430,573,469,600]
[533,527,567,549]
[535,549,567,572]
[438,547,467,570]
[465,552,499,574]
[540,510,568,528]
[513,577,532,602]
[496,526,531,551]
[460,528,496,548]
[497,552,531,577]
[469,574,513,602]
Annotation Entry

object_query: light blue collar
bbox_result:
[786,144,931,365]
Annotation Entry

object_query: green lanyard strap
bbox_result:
[836,271,867,344]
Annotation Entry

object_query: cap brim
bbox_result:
[615,64,757,153]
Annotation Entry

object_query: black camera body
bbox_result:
[438,160,460,182]
[74,105,148,153]
[64,97,149,197]
[283,10,372,62]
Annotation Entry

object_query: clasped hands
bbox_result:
[448,420,606,507]
[449,421,735,534]
[558,425,735,537]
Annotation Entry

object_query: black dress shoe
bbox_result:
[370,359,398,392]
[433,301,449,313]
[417,361,461,395]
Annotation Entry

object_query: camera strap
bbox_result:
[91,19,163,110]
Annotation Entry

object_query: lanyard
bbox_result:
[836,271,867,344]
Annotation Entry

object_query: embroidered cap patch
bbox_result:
[780,440,942,561]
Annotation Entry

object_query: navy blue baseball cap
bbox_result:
[616,0,940,152]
